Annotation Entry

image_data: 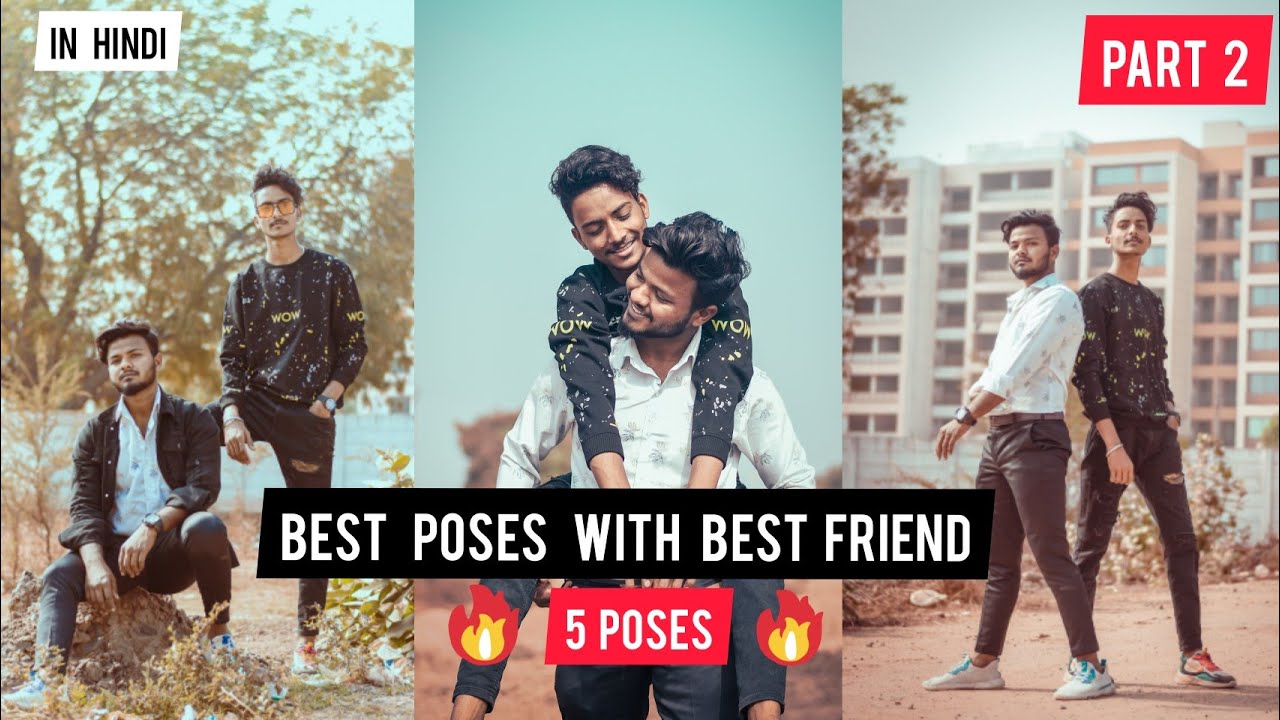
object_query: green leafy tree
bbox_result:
[1,0,413,406]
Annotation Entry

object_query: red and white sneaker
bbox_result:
[1177,649,1237,689]
[291,641,320,677]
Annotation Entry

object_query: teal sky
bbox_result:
[844,0,1279,161]
[415,0,843,487]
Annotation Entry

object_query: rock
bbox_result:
[1022,570,1044,584]
[1254,564,1270,579]
[910,589,947,608]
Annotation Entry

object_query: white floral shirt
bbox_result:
[110,388,168,535]
[498,329,814,490]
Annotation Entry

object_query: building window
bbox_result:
[1196,254,1216,282]
[1019,170,1052,189]
[873,414,898,433]
[1141,246,1167,268]
[854,297,875,315]
[943,187,971,213]
[1197,214,1218,241]
[882,256,906,275]
[853,336,874,353]
[1220,338,1237,364]
[1094,165,1137,186]
[978,212,1005,232]
[977,253,1006,271]
[980,172,1012,192]
[1248,373,1279,396]
[1250,285,1280,309]
[1246,416,1273,441]
[886,179,909,198]
[1220,296,1238,322]
[938,264,967,289]
[938,303,965,328]
[1226,214,1241,239]
[1089,247,1111,268]
[1199,173,1219,199]
[1249,328,1280,351]
[847,414,869,433]
[1223,255,1241,281]
[975,293,1005,312]
[936,340,965,366]
[1192,420,1212,437]
[1252,241,1279,264]
[1220,421,1236,447]
[1091,207,1109,232]
[1140,163,1169,183]
[1221,379,1237,407]
[1193,379,1213,407]
[849,375,872,392]
[1195,296,1215,323]
[1226,174,1243,198]
[932,379,956,405]
[882,217,907,235]
[876,375,899,393]
[975,333,997,353]
[1194,338,1214,364]
[1252,199,1280,223]
[941,225,969,251]
[1253,154,1280,178]
[879,336,901,353]
[881,296,903,314]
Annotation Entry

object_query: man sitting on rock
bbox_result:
[2,320,237,709]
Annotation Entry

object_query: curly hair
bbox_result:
[1001,209,1061,247]
[95,319,160,364]
[1103,190,1157,231]
[643,212,751,308]
[252,164,304,205]
[548,145,643,223]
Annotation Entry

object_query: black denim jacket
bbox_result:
[58,390,222,551]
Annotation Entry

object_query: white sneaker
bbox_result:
[923,655,1006,690]
[1,674,48,709]
[204,633,239,666]
[1054,658,1116,700]
[1062,656,1076,683]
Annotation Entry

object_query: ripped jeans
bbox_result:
[1074,417,1202,652]
[209,392,335,635]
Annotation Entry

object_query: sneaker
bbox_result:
[204,633,239,666]
[291,641,320,676]
[1054,658,1116,700]
[1,673,48,709]
[922,655,1006,691]
[1062,656,1076,683]
[1177,649,1237,688]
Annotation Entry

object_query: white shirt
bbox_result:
[969,274,1084,415]
[111,387,169,535]
[497,329,815,490]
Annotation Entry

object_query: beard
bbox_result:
[113,366,157,397]
[1011,254,1052,280]
[620,307,693,339]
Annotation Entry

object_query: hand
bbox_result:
[935,420,971,460]
[224,417,255,464]
[85,556,119,611]
[118,524,158,577]
[309,400,332,419]
[1167,414,1180,431]
[1106,446,1134,485]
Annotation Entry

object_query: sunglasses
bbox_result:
[255,198,297,218]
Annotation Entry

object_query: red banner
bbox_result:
[1079,15,1273,104]
[544,588,734,665]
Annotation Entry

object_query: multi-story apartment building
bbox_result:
[846,122,1280,448]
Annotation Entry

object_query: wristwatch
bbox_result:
[319,394,338,413]
[143,512,164,533]
[954,406,977,426]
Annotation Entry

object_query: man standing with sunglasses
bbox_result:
[212,165,367,678]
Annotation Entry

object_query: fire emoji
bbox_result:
[449,584,520,665]
[755,589,822,666]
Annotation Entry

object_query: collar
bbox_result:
[612,328,703,380]
[115,385,164,426]
[1007,272,1061,309]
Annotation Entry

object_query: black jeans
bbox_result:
[1074,418,1201,652]
[37,512,235,671]
[556,663,723,720]
[209,391,335,636]
[973,420,1100,658]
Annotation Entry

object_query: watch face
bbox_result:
[955,408,966,422]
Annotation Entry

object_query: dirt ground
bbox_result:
[415,579,843,719]
[1,518,411,720]
[843,578,1280,719]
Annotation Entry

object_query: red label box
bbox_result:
[544,588,734,665]
[1079,15,1273,105]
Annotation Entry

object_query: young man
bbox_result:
[3,321,235,709]
[1072,191,1236,689]
[546,145,752,491]
[213,165,367,676]
[452,213,812,720]
[925,211,1115,701]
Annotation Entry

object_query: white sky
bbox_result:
[843,0,1279,161]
